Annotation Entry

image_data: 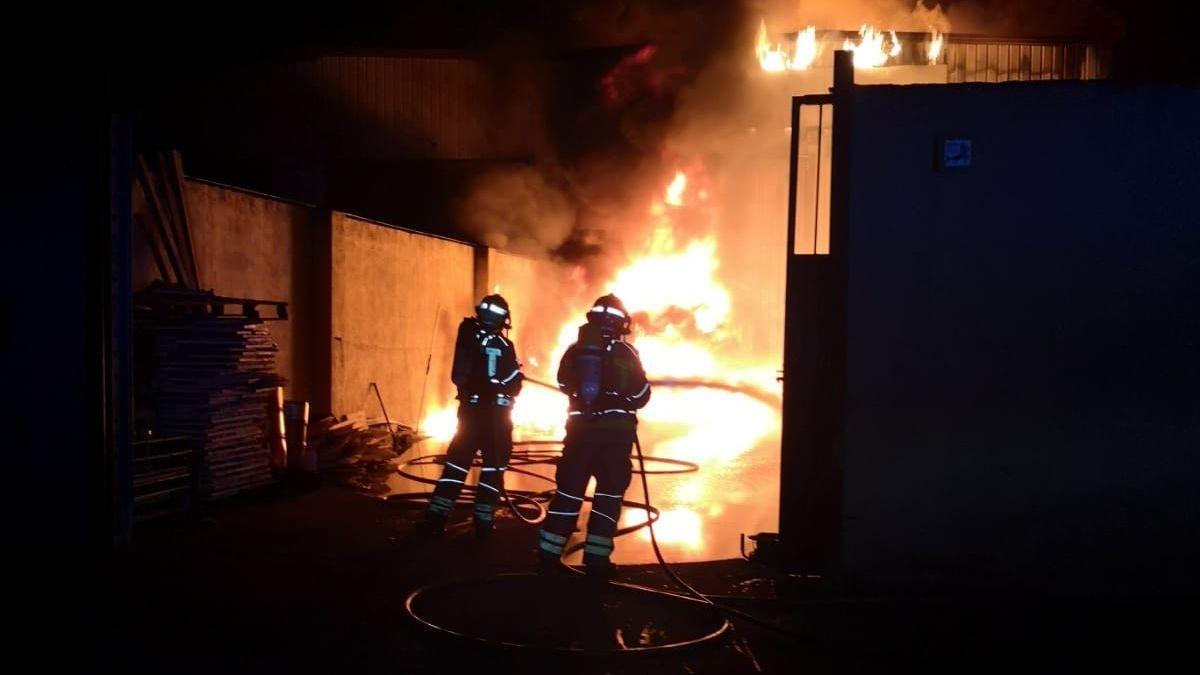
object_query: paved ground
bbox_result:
[21,485,1195,674]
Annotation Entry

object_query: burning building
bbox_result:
[8,8,1200,668]
[115,3,1135,567]
[4,2,1200,675]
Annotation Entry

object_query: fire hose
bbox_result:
[387,440,696,526]
[397,401,805,659]
[393,439,741,656]
[397,434,805,662]
[522,375,780,407]
[556,434,806,645]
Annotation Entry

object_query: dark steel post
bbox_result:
[779,51,854,580]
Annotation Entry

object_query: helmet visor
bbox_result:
[477,302,508,328]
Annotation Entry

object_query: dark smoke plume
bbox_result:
[450,0,1125,267]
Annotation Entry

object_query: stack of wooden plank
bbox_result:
[132,142,290,500]
[310,411,371,472]
[133,436,194,521]
[309,412,419,494]
[135,149,201,290]
[144,312,285,499]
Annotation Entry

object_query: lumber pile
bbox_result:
[133,436,194,521]
[138,287,287,499]
[134,149,201,290]
[130,149,291,500]
[309,413,419,494]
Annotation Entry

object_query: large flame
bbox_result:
[611,230,730,335]
[664,170,687,207]
[756,20,819,72]
[422,406,459,442]
[421,170,781,470]
[928,29,944,64]
[843,24,903,68]
[793,26,819,71]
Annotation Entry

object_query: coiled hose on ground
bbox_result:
[395,390,804,660]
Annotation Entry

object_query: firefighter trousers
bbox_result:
[538,418,635,566]
[426,403,513,525]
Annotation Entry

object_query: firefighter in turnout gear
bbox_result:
[538,294,651,577]
[424,294,523,537]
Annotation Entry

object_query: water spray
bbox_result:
[523,375,779,406]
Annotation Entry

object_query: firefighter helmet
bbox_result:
[476,294,511,330]
[586,293,631,336]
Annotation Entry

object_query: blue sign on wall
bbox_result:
[940,138,973,169]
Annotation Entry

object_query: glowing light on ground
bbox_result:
[642,389,778,463]
[623,506,705,551]
[422,406,459,442]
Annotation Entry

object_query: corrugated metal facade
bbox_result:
[808,31,1110,83]
[178,52,545,163]
[304,55,505,160]
[939,41,1110,83]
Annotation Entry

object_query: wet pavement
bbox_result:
[408,573,730,653]
[93,486,796,674]
[26,484,1194,674]
[386,418,781,566]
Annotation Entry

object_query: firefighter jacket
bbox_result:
[556,323,651,424]
[451,318,523,407]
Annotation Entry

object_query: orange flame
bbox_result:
[422,406,459,442]
[792,26,819,71]
[422,170,780,466]
[928,29,944,64]
[664,170,687,206]
[611,229,730,335]
[756,20,819,72]
[842,24,902,68]
[625,506,705,550]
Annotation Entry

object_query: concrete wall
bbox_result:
[838,82,1200,594]
[181,180,329,412]
[145,180,491,424]
[330,212,474,425]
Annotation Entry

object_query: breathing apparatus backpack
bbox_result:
[576,322,608,411]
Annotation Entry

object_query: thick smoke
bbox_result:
[451,0,1124,265]
[763,0,951,32]
[444,0,1129,381]
[452,165,575,257]
[760,1,1120,37]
